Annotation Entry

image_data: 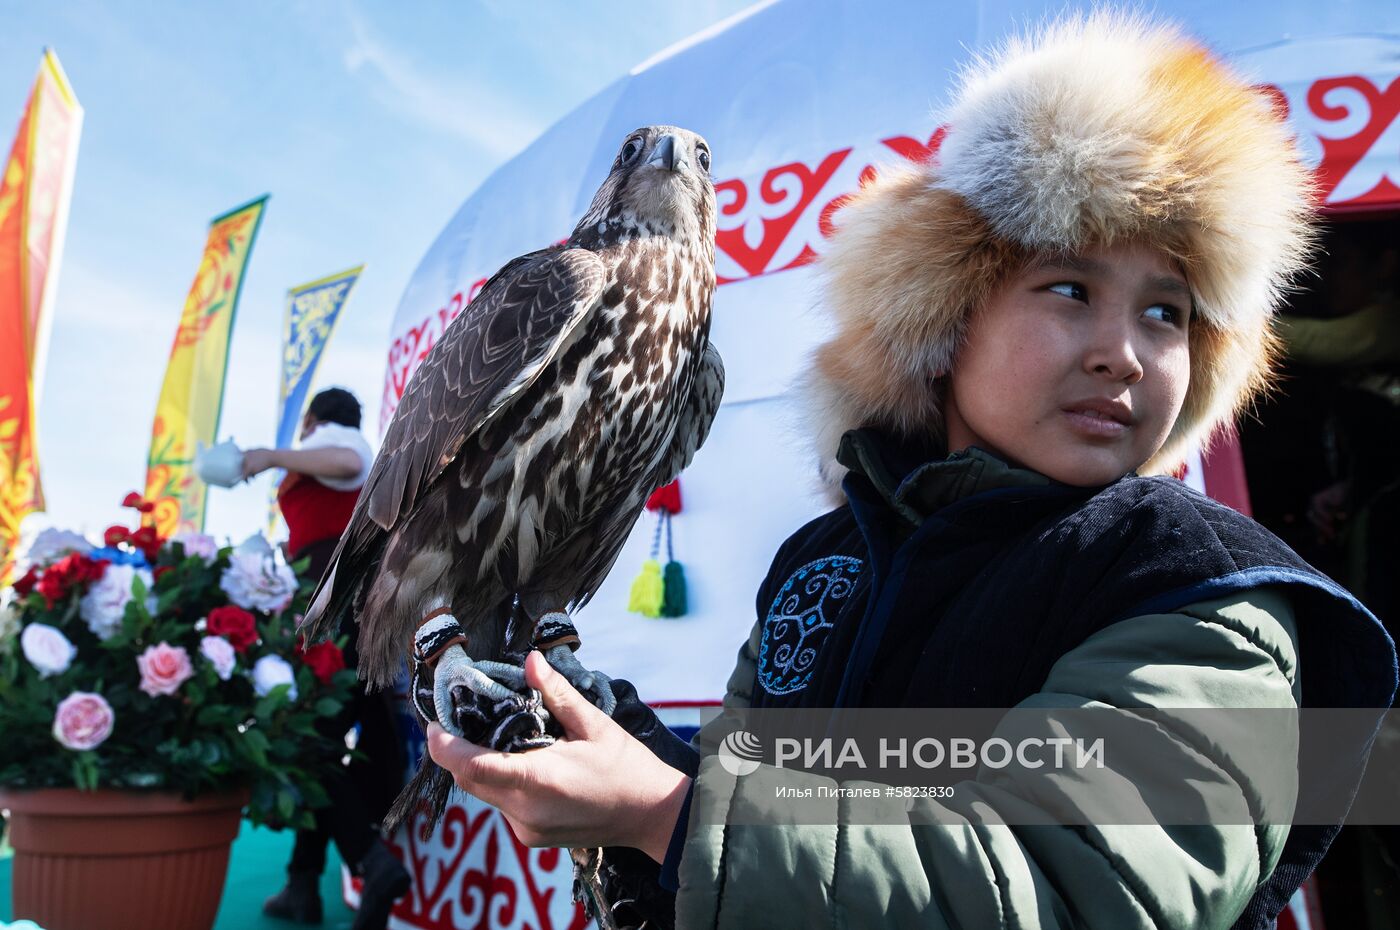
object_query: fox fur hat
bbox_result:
[807,12,1315,486]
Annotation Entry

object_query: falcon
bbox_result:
[301,126,722,829]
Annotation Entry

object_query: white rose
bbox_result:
[199,635,237,681]
[23,528,92,568]
[79,564,153,641]
[220,551,297,613]
[172,531,220,565]
[20,623,77,678]
[251,654,297,701]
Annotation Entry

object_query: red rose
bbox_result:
[36,554,109,606]
[36,570,68,606]
[103,525,130,547]
[121,491,155,514]
[206,605,258,653]
[153,565,173,583]
[62,553,108,584]
[58,553,91,575]
[298,639,346,685]
[129,526,162,562]
[12,566,39,597]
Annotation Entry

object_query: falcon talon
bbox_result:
[432,645,532,737]
[544,643,618,716]
[468,658,527,689]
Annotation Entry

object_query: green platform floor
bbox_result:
[1,822,358,929]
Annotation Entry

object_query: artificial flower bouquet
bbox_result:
[0,494,358,828]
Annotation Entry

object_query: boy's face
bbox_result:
[942,241,1192,487]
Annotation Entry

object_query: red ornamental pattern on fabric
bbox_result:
[1294,74,1400,206]
[377,802,588,930]
[380,276,490,433]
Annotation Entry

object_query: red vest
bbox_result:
[278,472,359,559]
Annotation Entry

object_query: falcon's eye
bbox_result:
[696,145,711,173]
[620,138,643,166]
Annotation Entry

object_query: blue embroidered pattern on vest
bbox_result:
[758,556,864,695]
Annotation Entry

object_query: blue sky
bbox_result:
[1,1,756,545]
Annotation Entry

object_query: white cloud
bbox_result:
[342,10,546,159]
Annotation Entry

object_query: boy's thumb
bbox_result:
[526,649,602,737]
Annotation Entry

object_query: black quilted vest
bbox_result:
[749,430,1397,929]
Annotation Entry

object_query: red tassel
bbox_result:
[646,480,683,514]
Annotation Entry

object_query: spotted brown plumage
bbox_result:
[301,126,722,713]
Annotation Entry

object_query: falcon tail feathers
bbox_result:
[384,754,454,838]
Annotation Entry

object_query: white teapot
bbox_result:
[194,439,245,488]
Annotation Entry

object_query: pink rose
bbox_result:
[53,691,115,751]
[199,635,236,681]
[136,641,193,697]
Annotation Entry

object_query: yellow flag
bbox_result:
[144,196,267,537]
[0,50,83,582]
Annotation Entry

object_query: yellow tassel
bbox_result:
[627,559,664,617]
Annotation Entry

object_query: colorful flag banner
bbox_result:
[0,50,83,582]
[144,195,267,537]
[267,264,363,533]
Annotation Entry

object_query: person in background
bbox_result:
[1275,226,1400,611]
[1274,227,1400,930]
[242,388,410,930]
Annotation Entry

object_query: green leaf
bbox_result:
[69,754,86,791]
[276,788,295,823]
[157,586,184,613]
[241,730,271,768]
[69,751,99,791]
[298,780,330,809]
[254,686,290,721]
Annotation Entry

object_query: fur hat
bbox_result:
[806,12,1315,488]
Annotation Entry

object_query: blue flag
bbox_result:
[269,265,363,534]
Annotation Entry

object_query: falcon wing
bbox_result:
[656,341,724,487]
[366,248,606,531]
[302,247,606,640]
[564,341,725,611]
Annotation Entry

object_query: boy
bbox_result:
[426,14,1397,930]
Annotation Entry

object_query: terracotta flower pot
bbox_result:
[0,787,246,930]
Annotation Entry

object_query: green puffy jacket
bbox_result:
[671,449,1304,929]
[675,587,1298,929]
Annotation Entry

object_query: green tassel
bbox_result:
[628,559,664,617]
[660,560,688,617]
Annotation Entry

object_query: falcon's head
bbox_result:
[575,125,716,248]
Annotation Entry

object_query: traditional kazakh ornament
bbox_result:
[627,479,687,618]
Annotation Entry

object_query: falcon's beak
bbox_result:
[646,134,684,172]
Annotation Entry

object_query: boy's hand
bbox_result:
[428,650,690,862]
